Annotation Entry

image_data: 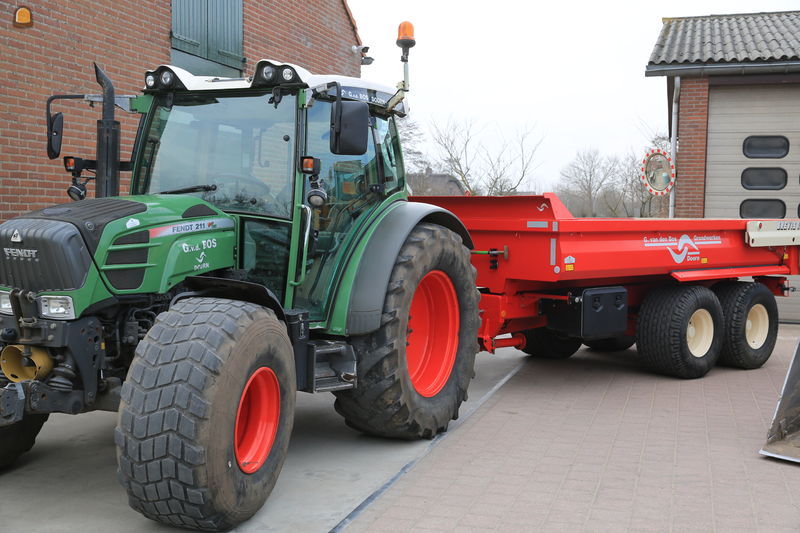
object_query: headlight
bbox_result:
[281,67,295,81]
[262,65,275,81]
[160,70,174,87]
[39,296,75,320]
[145,73,156,88]
[0,291,11,315]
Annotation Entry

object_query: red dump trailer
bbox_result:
[417,193,800,379]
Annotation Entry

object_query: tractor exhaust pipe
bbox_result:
[93,63,120,198]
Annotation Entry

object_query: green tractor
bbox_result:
[0,26,479,530]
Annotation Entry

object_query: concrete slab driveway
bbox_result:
[0,348,525,532]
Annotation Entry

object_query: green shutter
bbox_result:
[171,0,243,72]
[207,0,245,69]
[171,0,209,58]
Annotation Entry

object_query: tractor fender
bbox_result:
[178,276,285,323]
[346,201,473,336]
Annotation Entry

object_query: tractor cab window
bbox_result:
[374,115,404,194]
[293,99,383,320]
[134,92,296,218]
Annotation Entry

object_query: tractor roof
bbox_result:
[147,60,396,99]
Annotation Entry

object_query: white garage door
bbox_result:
[705,84,800,322]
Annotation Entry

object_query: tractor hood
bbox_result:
[0,195,236,298]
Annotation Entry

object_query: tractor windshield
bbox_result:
[134,92,297,218]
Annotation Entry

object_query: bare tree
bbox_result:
[430,119,541,196]
[395,115,433,174]
[430,119,481,195]
[557,149,617,216]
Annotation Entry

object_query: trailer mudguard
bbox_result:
[345,201,473,335]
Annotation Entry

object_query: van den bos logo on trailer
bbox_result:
[643,234,722,264]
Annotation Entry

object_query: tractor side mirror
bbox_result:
[47,112,64,159]
[330,100,369,156]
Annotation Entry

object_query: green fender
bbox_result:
[338,201,473,336]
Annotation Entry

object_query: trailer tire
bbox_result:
[713,282,778,369]
[116,298,295,531]
[0,414,48,470]
[334,223,480,439]
[521,328,582,359]
[637,285,723,378]
[583,336,636,352]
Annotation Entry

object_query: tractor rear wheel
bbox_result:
[583,336,636,352]
[115,298,295,531]
[520,328,582,359]
[713,281,778,369]
[637,285,723,378]
[0,414,48,470]
[334,223,480,439]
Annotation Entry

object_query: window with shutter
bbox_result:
[171,0,244,76]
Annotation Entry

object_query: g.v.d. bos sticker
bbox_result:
[643,234,721,264]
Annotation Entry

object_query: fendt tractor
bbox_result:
[3,22,800,531]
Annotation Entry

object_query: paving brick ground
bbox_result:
[344,325,800,533]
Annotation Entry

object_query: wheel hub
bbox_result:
[687,308,714,358]
[406,270,459,397]
[745,303,769,349]
[234,367,280,474]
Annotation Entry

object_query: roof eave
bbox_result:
[646,60,800,77]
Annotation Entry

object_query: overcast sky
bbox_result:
[347,0,798,192]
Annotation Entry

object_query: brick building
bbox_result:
[0,0,361,220]
[647,11,800,320]
[646,11,800,219]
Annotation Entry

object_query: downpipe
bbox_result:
[94,63,120,198]
[669,76,680,218]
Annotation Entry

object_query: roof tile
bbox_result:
[649,11,800,65]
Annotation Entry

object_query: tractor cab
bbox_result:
[48,60,409,325]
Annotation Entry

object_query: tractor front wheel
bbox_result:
[334,223,480,439]
[115,298,296,531]
[0,414,48,470]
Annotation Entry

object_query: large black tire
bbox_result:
[0,414,48,470]
[583,336,636,352]
[115,298,296,531]
[637,285,723,379]
[713,281,778,369]
[521,328,582,359]
[334,223,480,440]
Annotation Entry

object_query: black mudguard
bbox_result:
[346,201,472,336]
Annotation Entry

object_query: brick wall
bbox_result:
[0,1,360,221]
[674,77,709,218]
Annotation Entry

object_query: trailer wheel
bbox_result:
[520,328,582,359]
[713,282,778,369]
[334,223,480,439]
[637,285,723,378]
[115,298,295,531]
[583,336,636,352]
[0,414,48,470]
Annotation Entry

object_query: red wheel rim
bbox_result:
[406,270,460,397]
[234,367,281,474]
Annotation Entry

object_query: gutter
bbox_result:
[645,60,800,77]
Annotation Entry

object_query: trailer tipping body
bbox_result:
[414,193,800,353]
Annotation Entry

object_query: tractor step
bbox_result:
[310,341,356,392]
